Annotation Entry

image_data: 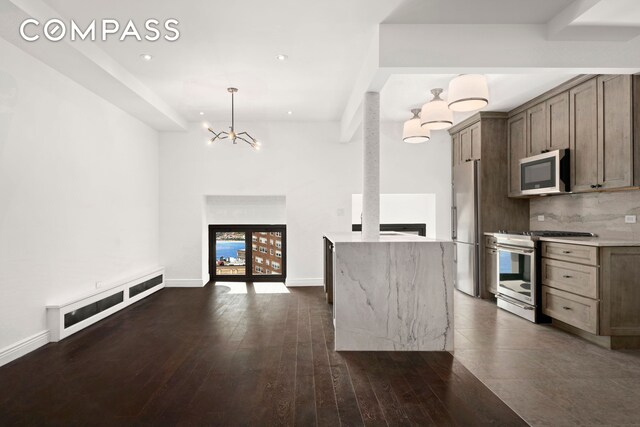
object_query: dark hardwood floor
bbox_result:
[0,284,526,426]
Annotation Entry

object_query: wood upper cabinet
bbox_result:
[507,112,527,196]
[546,92,570,151]
[526,95,570,157]
[457,122,481,163]
[571,75,633,192]
[597,75,633,190]
[469,122,481,161]
[525,102,547,156]
[570,78,599,193]
[451,132,460,166]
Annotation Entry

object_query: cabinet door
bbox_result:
[469,122,481,160]
[570,78,599,193]
[546,92,570,151]
[460,128,472,163]
[451,132,460,166]
[485,247,497,295]
[597,75,633,190]
[526,102,547,156]
[507,112,527,196]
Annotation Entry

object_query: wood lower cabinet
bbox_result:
[507,112,527,196]
[484,246,498,295]
[323,237,334,304]
[540,241,640,349]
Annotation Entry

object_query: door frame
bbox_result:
[208,224,287,282]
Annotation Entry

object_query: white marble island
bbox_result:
[324,232,454,351]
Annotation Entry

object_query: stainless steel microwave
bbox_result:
[519,149,570,195]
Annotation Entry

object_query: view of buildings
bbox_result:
[215,231,283,276]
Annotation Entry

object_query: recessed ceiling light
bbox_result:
[140,53,153,61]
[287,111,293,115]
[276,54,288,61]
[199,111,205,116]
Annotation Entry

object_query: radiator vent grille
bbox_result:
[64,291,124,329]
[129,275,163,298]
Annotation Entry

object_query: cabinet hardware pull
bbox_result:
[562,275,573,278]
[590,184,597,189]
[596,184,603,188]
[562,306,572,310]
[562,250,572,254]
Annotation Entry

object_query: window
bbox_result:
[276,250,282,258]
[209,224,286,282]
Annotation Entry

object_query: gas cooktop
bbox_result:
[497,230,596,238]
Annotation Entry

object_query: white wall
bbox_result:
[0,38,160,352]
[159,120,451,285]
[205,195,286,224]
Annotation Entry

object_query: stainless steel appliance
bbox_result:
[520,149,570,196]
[452,161,480,296]
[494,230,595,322]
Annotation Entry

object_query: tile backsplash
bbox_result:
[530,190,640,240]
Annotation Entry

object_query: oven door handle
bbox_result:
[496,294,535,310]
[496,244,535,255]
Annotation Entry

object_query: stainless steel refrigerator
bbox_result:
[452,160,480,297]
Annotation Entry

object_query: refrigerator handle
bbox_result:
[451,206,457,240]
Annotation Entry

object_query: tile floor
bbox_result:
[453,291,640,426]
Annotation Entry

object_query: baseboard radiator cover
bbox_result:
[46,267,165,342]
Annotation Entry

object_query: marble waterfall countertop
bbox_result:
[325,232,454,351]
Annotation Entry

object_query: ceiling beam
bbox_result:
[2,0,188,131]
[547,0,640,41]
[340,22,640,142]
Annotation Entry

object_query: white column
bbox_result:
[362,92,380,241]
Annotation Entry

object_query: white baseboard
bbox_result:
[0,330,50,368]
[286,278,323,287]
[165,279,206,288]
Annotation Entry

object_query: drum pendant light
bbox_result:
[420,88,453,131]
[447,74,489,112]
[402,109,431,144]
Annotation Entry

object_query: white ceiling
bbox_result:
[3,0,640,129]
[41,0,404,123]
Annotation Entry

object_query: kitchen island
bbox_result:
[324,232,454,351]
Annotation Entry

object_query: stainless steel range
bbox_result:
[494,230,595,322]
